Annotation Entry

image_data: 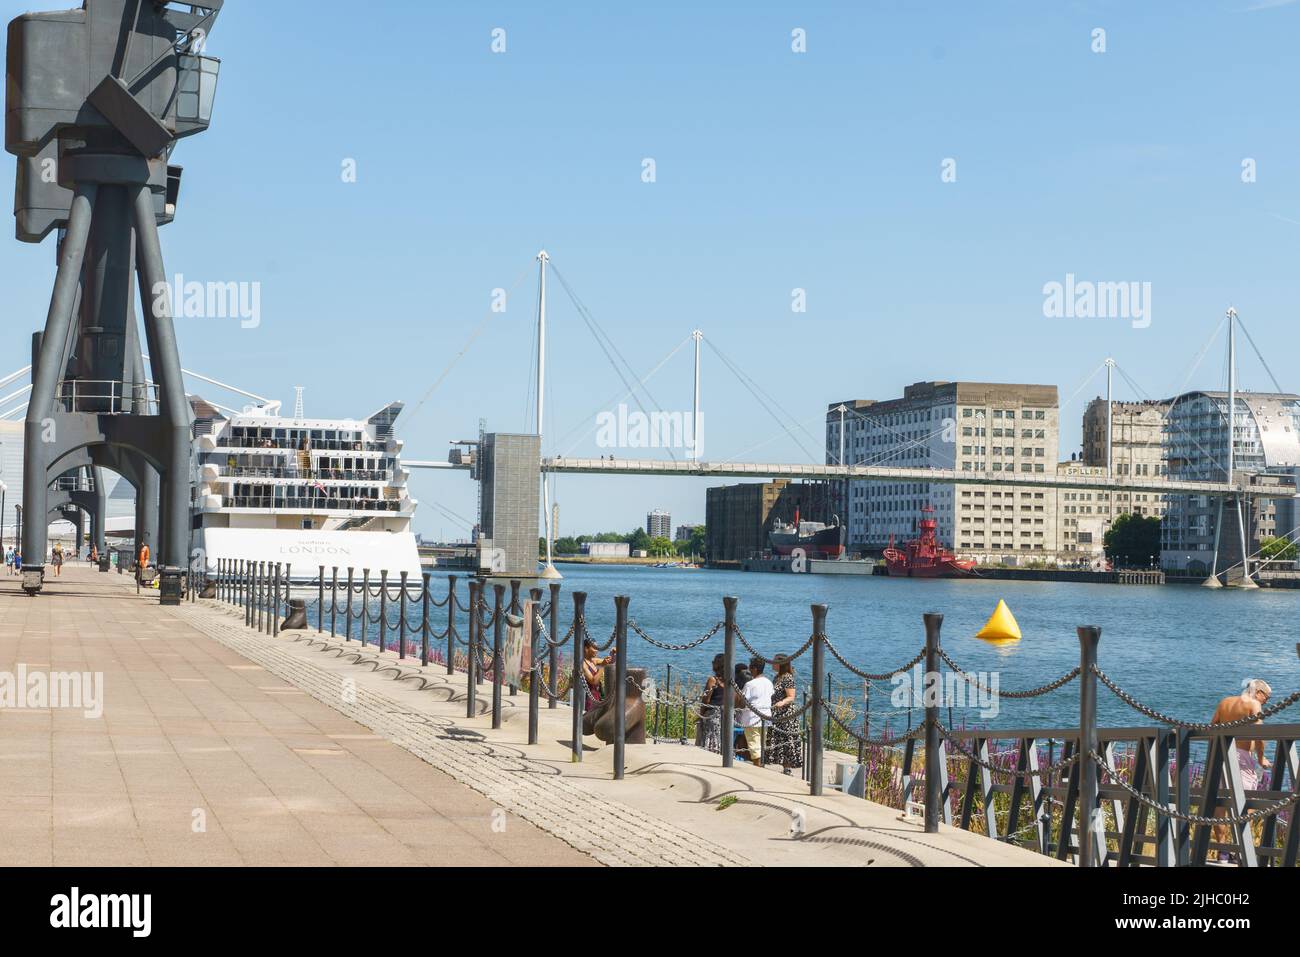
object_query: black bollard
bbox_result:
[330,567,338,637]
[491,584,505,729]
[613,595,630,780]
[420,573,431,667]
[466,579,479,719]
[271,563,281,636]
[571,591,587,762]
[1077,625,1103,867]
[360,570,370,648]
[446,575,458,675]
[548,582,561,710]
[923,612,943,833]
[722,596,738,769]
[810,604,827,796]
[377,570,388,653]
[318,566,325,633]
[508,580,520,696]
[344,568,354,641]
[398,571,408,660]
[528,587,543,745]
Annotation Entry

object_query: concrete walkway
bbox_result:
[182,575,1059,867]
[2,565,1061,867]
[0,565,594,866]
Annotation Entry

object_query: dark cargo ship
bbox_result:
[768,509,846,560]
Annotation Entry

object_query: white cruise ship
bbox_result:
[190,392,423,580]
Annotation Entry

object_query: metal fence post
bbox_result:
[809,604,828,796]
[398,571,409,660]
[664,663,673,738]
[528,587,543,745]
[255,562,264,632]
[446,575,458,675]
[344,567,354,641]
[508,579,521,696]
[722,596,738,769]
[318,565,325,632]
[378,570,388,653]
[548,582,561,709]
[571,591,587,762]
[923,612,943,832]
[466,579,480,718]
[491,583,505,729]
[1175,728,1192,866]
[330,567,338,637]
[271,563,281,636]
[360,570,370,648]
[1077,624,1104,867]
[243,561,251,626]
[613,595,630,781]
[420,573,431,667]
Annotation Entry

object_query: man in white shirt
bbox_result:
[737,657,774,768]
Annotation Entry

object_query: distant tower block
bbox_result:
[294,386,305,423]
[477,433,540,578]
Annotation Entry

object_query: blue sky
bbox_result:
[1,0,1297,539]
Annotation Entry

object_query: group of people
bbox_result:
[699,653,802,773]
[3,542,107,575]
[578,637,804,774]
[4,543,73,575]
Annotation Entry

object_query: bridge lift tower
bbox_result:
[6,1,223,598]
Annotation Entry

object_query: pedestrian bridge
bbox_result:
[538,456,1262,498]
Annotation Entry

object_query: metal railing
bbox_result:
[56,379,159,415]
[214,466,390,481]
[199,560,1299,867]
[222,496,401,511]
[216,437,387,453]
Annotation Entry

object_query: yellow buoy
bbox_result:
[976,599,1022,642]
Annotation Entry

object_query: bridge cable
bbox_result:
[703,338,819,462]
[554,335,692,458]
[1234,312,1285,395]
[547,261,678,462]
[399,261,535,436]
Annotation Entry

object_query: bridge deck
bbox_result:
[542,457,1254,496]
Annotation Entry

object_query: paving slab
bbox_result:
[0,566,595,867]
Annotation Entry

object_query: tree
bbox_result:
[686,525,707,558]
[1260,536,1298,563]
[647,536,675,557]
[554,536,579,556]
[1103,514,1161,567]
[626,528,650,553]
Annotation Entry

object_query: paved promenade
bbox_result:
[1,564,1059,867]
[0,565,593,866]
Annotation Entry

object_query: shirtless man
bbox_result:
[1209,679,1272,862]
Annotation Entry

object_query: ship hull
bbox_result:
[884,558,976,578]
[770,525,846,560]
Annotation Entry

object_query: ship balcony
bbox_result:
[217,437,388,453]
[220,495,404,513]
[210,465,392,482]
